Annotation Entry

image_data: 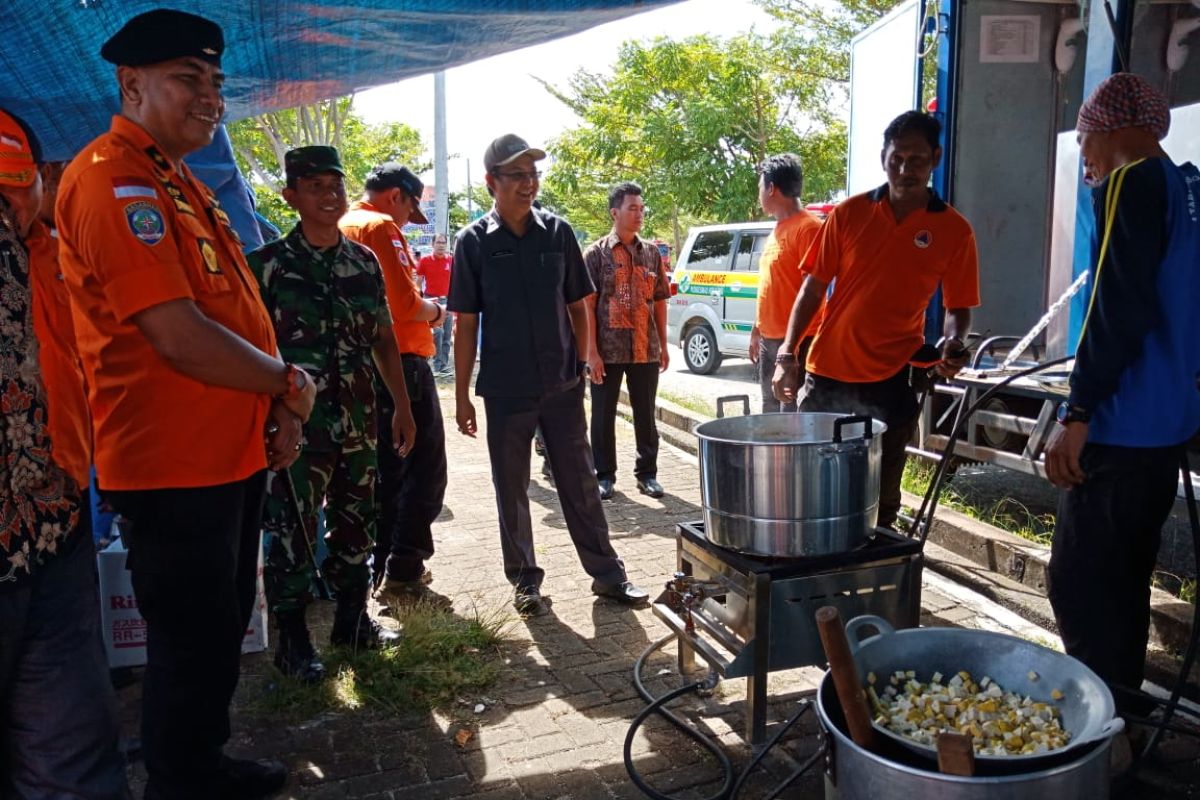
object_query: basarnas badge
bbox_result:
[125,201,165,245]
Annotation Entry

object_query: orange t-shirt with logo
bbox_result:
[803,187,980,383]
[755,211,824,340]
[56,116,277,490]
[339,201,434,358]
[26,222,92,489]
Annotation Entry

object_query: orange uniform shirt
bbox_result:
[26,222,92,488]
[755,211,824,340]
[339,201,433,357]
[56,116,278,490]
[803,187,980,383]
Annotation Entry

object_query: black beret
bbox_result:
[101,9,224,67]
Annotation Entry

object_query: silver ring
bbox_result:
[294,444,302,451]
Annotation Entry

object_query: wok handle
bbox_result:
[844,614,895,657]
[816,606,877,750]
[716,394,751,419]
[937,732,976,776]
[832,414,874,443]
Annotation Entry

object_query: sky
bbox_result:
[354,0,780,194]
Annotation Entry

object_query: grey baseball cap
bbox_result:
[483,134,546,172]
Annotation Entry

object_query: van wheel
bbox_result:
[683,325,722,375]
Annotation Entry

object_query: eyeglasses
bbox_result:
[493,170,542,184]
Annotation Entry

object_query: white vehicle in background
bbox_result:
[665,222,774,375]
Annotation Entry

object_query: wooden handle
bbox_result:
[816,606,876,750]
[937,732,976,776]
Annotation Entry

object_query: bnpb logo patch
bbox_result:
[125,201,165,246]
[914,230,932,249]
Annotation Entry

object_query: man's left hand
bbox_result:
[392,406,417,458]
[659,346,670,373]
[1044,422,1089,488]
[265,401,303,470]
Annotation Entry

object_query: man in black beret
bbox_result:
[57,9,310,799]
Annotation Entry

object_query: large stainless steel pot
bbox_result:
[843,615,1122,767]
[817,672,1114,799]
[694,408,885,556]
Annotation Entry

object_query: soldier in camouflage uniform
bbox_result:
[248,146,417,682]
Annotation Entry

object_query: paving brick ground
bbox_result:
[114,386,1200,799]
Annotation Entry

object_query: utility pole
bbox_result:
[434,70,448,238]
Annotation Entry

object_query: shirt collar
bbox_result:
[348,199,393,222]
[109,115,183,178]
[868,183,948,213]
[285,222,351,260]
[602,230,643,250]
[485,206,548,234]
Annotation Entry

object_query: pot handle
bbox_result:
[832,414,874,443]
[1089,717,1126,743]
[716,394,751,419]
[844,614,895,656]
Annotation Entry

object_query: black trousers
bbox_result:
[1047,442,1180,712]
[589,362,660,482]
[376,356,448,583]
[799,368,918,529]
[484,379,627,591]
[105,471,267,799]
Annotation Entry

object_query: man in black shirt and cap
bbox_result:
[448,134,648,616]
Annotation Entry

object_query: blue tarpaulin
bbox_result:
[1,1,678,162]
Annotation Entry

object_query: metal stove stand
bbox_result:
[652,521,923,747]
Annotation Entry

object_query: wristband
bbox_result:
[275,363,307,399]
[774,352,797,365]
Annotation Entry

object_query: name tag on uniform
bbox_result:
[491,249,515,258]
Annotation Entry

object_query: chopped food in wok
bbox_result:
[866,669,1071,756]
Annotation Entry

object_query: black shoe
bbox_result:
[636,478,664,498]
[274,609,325,684]
[598,478,615,500]
[330,596,401,649]
[514,586,548,617]
[592,580,650,606]
[216,756,287,799]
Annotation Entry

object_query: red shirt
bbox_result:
[416,252,452,297]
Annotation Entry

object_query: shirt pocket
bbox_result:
[177,214,234,295]
[536,252,565,288]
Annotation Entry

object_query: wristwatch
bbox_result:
[774,352,797,365]
[1056,401,1091,426]
[276,363,308,399]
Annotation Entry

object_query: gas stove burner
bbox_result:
[652,521,923,747]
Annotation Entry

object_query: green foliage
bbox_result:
[248,603,511,722]
[227,97,427,234]
[900,461,1055,546]
[537,34,849,248]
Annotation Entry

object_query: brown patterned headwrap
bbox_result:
[1077,73,1170,140]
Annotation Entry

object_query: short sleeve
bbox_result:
[447,230,480,313]
[583,244,602,292]
[367,220,422,321]
[803,209,842,285]
[57,162,193,323]
[649,243,670,301]
[942,228,981,309]
[561,224,594,305]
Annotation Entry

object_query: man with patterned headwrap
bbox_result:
[1045,73,1200,718]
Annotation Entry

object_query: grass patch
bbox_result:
[1153,572,1198,605]
[248,603,513,723]
[658,388,716,417]
[901,460,1055,547]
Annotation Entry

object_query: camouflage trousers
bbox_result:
[263,441,377,614]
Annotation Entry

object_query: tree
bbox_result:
[537,34,848,250]
[227,97,428,231]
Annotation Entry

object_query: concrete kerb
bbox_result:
[623,388,1196,658]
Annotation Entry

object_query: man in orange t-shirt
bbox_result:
[340,164,448,607]
[55,11,316,798]
[773,112,979,529]
[748,153,823,412]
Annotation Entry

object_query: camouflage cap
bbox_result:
[101,9,224,67]
[285,146,345,181]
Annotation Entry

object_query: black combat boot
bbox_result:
[329,591,401,650]
[274,608,325,684]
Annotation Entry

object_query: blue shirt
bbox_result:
[1071,158,1200,446]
